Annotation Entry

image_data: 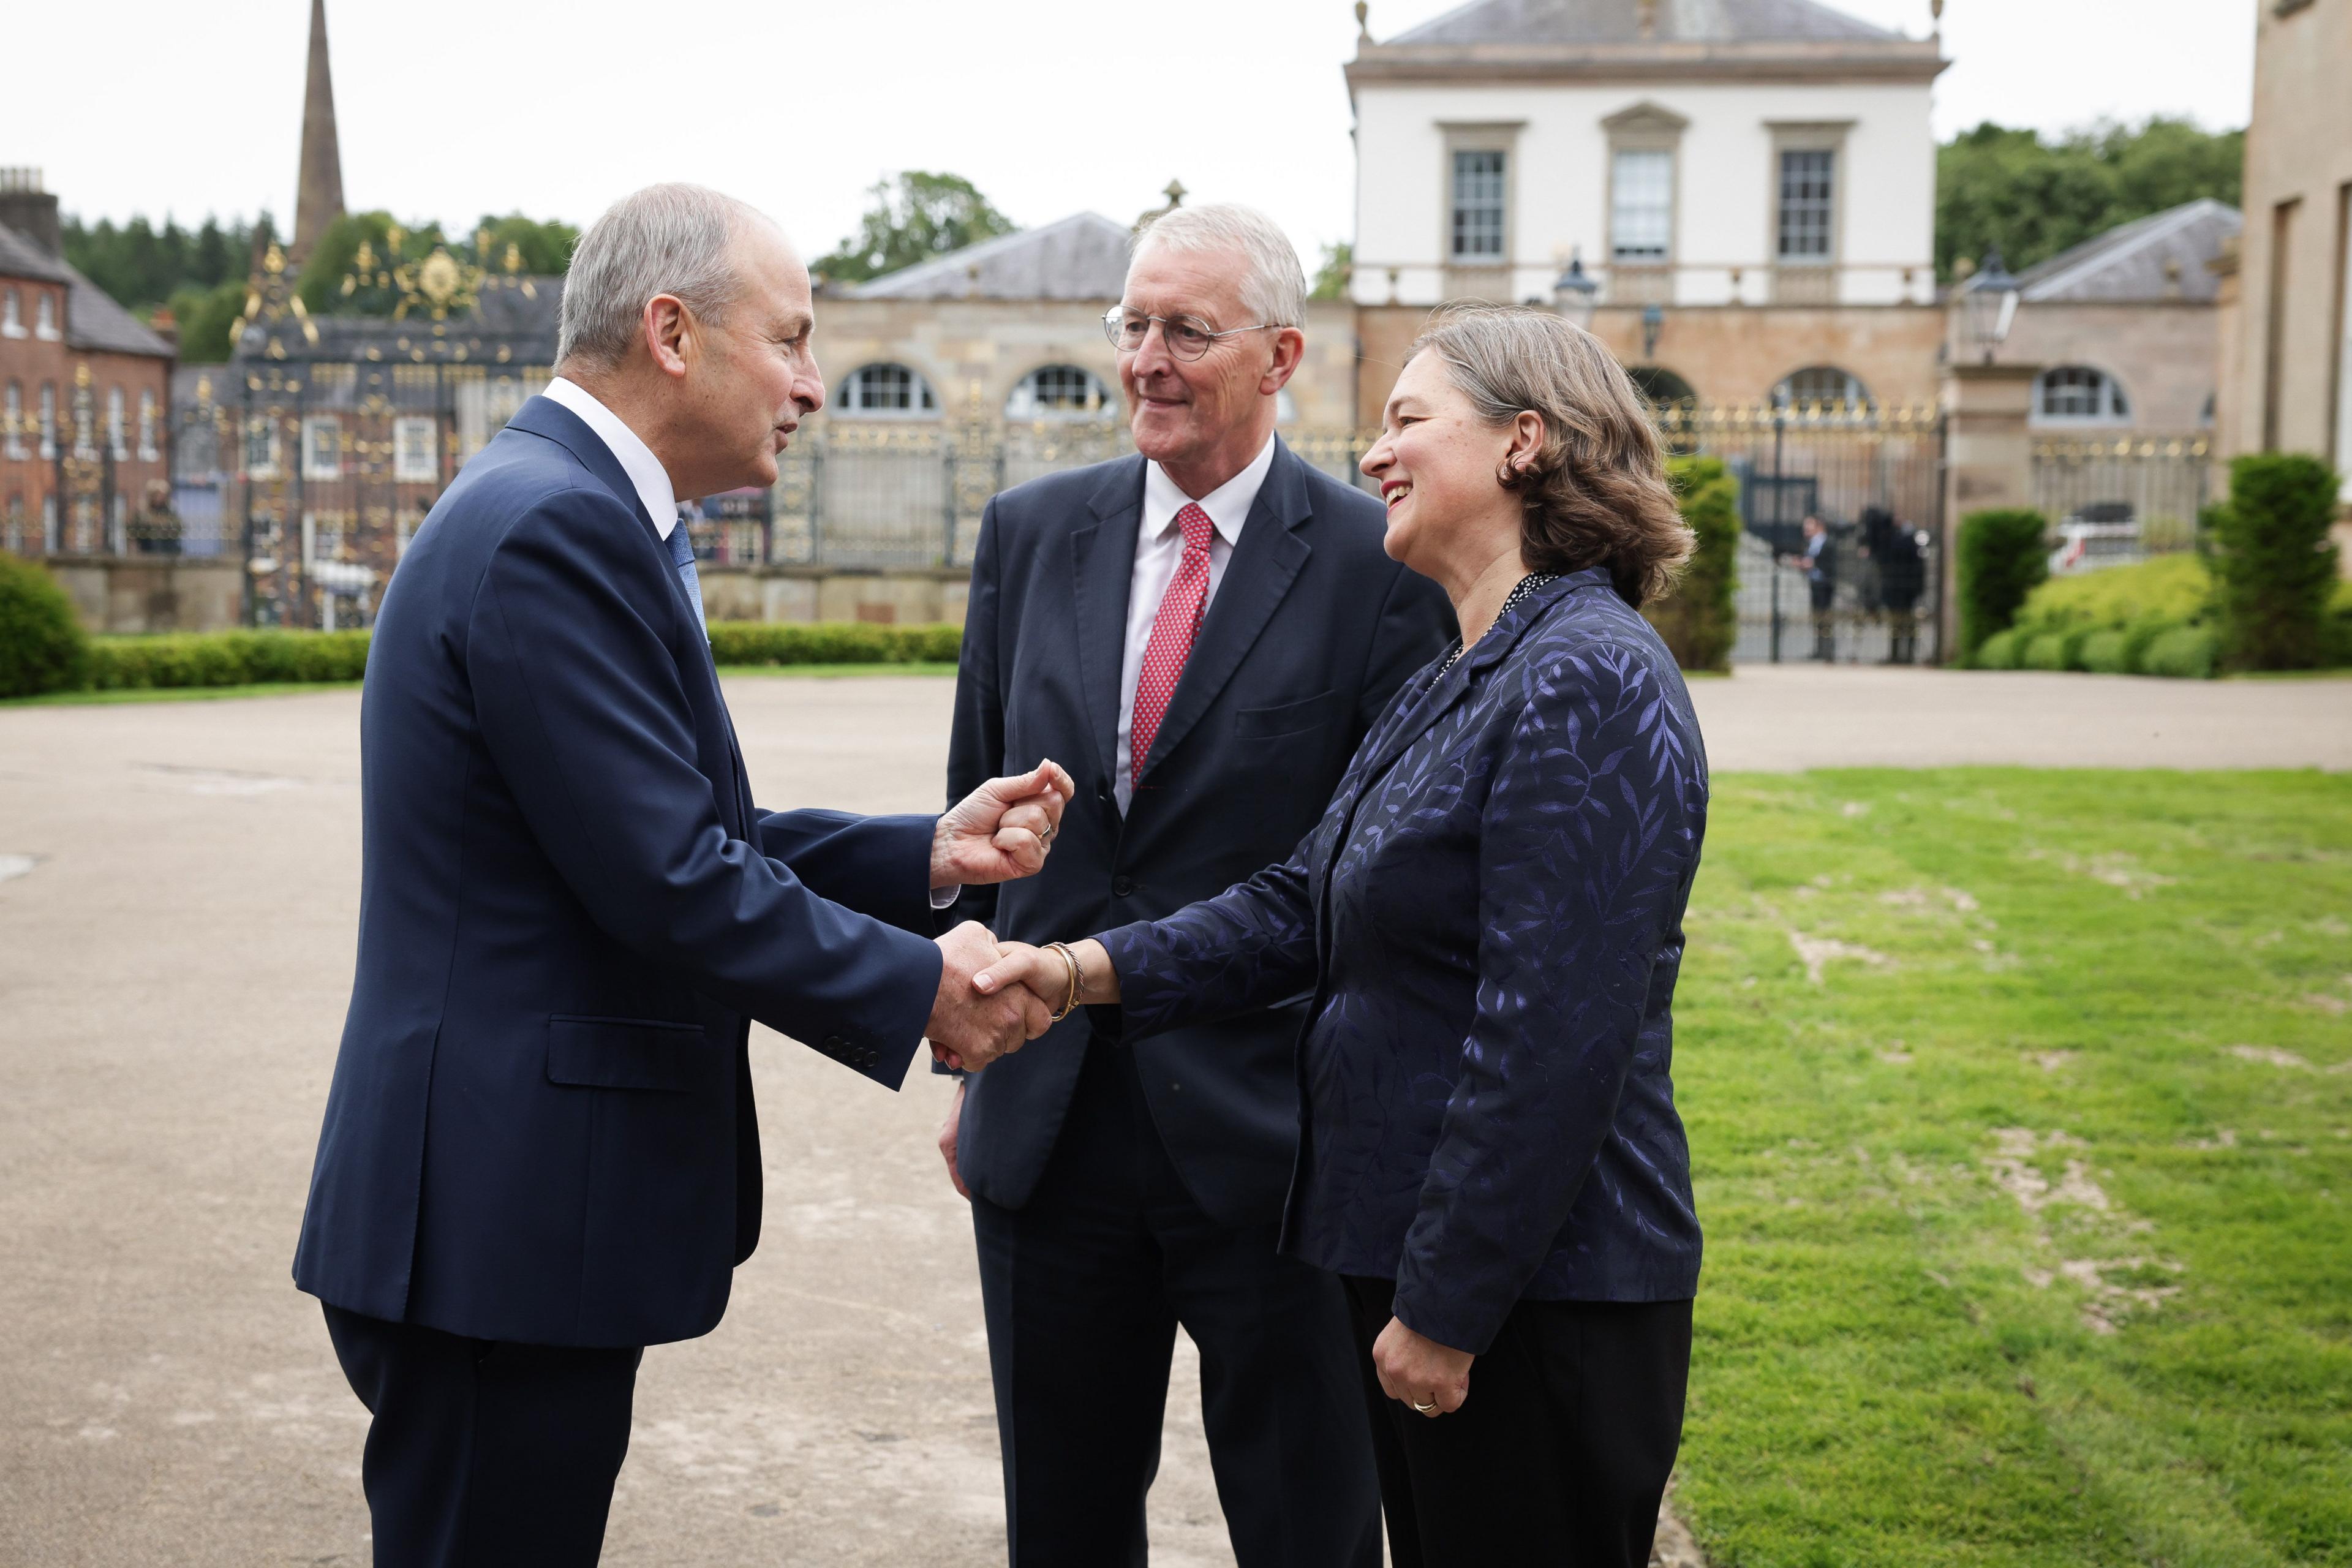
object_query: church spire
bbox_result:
[291,0,345,264]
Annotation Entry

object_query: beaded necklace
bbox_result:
[1432,572,1561,682]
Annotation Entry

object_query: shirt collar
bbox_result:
[1141,433,1278,548]
[543,375,682,538]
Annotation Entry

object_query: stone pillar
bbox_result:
[1939,361,2040,658]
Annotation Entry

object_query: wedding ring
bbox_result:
[1410,1398,1436,1414]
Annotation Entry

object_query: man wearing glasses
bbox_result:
[940,205,1450,1566]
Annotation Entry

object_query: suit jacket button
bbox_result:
[823,1035,850,1055]
[1112,875,1137,898]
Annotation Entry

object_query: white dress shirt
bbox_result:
[542,377,682,537]
[1114,434,1277,812]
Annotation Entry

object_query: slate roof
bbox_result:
[848,213,1133,302]
[0,220,174,359]
[2016,199,2242,306]
[1389,0,1899,45]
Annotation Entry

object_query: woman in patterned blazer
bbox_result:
[974,304,1708,1568]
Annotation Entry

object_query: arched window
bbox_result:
[137,389,158,460]
[34,292,58,339]
[2,382,22,459]
[2033,366,2131,426]
[1774,366,1870,410]
[1,288,20,336]
[1629,366,1697,408]
[107,386,127,460]
[836,362,940,418]
[1006,364,1117,421]
[37,382,56,459]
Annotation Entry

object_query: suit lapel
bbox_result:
[1071,458,1146,788]
[1134,440,1314,787]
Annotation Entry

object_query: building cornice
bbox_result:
[1346,40,1948,91]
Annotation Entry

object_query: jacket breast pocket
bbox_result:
[1235,689,1341,741]
[546,1015,714,1094]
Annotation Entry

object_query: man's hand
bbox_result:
[934,760,1077,890]
[1372,1316,1474,1418]
[938,1077,970,1199]
[925,921,1054,1072]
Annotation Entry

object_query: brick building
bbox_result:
[0,168,175,557]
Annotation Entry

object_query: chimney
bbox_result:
[0,167,62,257]
[291,0,347,265]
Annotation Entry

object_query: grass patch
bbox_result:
[1,680,365,708]
[1678,769,2351,1566]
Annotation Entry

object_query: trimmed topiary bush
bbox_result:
[0,555,91,698]
[702,621,963,666]
[1956,508,2049,660]
[2328,579,2352,668]
[2021,631,2075,671]
[2079,628,2133,674]
[2141,624,2220,680]
[1644,455,1741,673]
[2009,553,2212,638]
[2204,453,2342,670]
[1973,628,2026,669]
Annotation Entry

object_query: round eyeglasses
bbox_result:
[1102,307,1278,361]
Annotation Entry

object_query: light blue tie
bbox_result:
[665,515,706,635]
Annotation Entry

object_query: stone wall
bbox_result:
[697,565,970,629]
[46,556,244,634]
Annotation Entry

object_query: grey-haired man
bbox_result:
[942,205,1452,1566]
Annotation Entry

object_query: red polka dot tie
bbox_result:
[1129,502,1215,790]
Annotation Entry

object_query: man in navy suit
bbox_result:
[940,205,1452,1566]
[293,184,1071,1567]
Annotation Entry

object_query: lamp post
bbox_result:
[1551,252,1599,332]
[1960,247,2020,364]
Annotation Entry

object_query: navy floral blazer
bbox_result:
[1096,568,1707,1355]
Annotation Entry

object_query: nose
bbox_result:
[799,355,826,417]
[1127,319,1177,381]
[1360,432,1393,478]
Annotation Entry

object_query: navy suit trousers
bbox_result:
[971,1040,1381,1568]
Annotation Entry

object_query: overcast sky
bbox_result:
[5,0,2256,263]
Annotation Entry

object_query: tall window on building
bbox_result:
[1,288,21,337]
[5,494,23,555]
[2033,366,2132,425]
[837,363,940,418]
[2,382,22,459]
[34,292,58,339]
[107,387,127,460]
[137,390,157,461]
[37,382,56,459]
[393,417,439,483]
[246,418,280,477]
[1777,149,1836,263]
[302,417,342,480]
[1611,149,1674,266]
[1451,150,1507,261]
[1005,365,1115,421]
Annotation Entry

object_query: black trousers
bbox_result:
[971,1041,1382,1568]
[322,1303,643,1567]
[1341,1276,1692,1568]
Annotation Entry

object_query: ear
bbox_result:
[1503,409,1545,477]
[641,293,692,380]
[1259,326,1306,395]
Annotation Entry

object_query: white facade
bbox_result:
[1352,78,1938,309]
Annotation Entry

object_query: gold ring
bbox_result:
[1410,1398,1436,1414]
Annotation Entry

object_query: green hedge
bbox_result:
[704,622,963,666]
[2205,453,2343,670]
[0,556,91,698]
[1956,508,2049,659]
[2141,624,2220,680]
[88,630,374,689]
[1643,455,1741,673]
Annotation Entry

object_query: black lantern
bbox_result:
[1552,252,1599,331]
[1961,247,2020,364]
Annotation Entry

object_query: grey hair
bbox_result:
[556,183,774,368]
[1129,203,1307,329]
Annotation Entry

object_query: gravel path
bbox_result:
[2,668,2343,1565]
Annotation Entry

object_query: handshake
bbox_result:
[921,758,1082,1072]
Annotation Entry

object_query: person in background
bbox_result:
[1860,505,1926,664]
[1784,512,1836,661]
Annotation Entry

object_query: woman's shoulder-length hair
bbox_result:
[1408,304,1694,609]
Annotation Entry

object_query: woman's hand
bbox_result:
[974,938,1120,1010]
[1373,1316,1473,1417]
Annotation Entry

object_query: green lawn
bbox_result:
[1678,769,2351,1566]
